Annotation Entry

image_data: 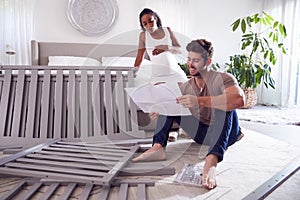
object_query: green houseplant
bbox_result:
[226,11,287,108]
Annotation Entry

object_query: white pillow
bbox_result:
[101,56,151,67]
[48,56,101,66]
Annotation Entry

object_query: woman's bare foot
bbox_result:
[202,154,218,189]
[132,143,166,162]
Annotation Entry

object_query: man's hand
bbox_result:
[176,95,198,108]
[150,112,159,121]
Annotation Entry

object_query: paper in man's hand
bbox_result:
[125,82,191,116]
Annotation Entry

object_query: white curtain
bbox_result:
[0,0,35,65]
[256,0,300,107]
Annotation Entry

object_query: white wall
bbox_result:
[33,0,146,44]
[32,0,263,63]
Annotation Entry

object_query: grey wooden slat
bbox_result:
[112,179,155,187]
[137,183,146,200]
[11,70,25,138]
[104,70,114,134]
[0,167,106,185]
[118,183,128,200]
[39,183,60,200]
[25,154,114,169]
[16,157,109,171]
[0,180,26,200]
[67,70,76,139]
[5,80,16,137]
[0,69,12,137]
[33,150,121,162]
[116,71,127,132]
[127,70,139,131]
[99,79,106,135]
[75,77,80,137]
[43,146,126,157]
[92,70,102,137]
[16,182,43,200]
[0,81,3,99]
[48,80,55,138]
[51,143,130,153]
[57,183,76,200]
[78,183,93,200]
[4,162,108,177]
[53,70,63,139]
[34,75,43,138]
[19,79,29,137]
[80,70,89,138]
[96,185,110,200]
[61,80,68,138]
[40,70,51,139]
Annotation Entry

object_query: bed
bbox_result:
[30,40,156,130]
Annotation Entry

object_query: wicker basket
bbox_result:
[242,88,257,109]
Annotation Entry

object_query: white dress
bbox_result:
[134,27,188,86]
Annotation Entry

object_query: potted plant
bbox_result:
[225,11,287,108]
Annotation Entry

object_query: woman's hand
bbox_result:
[152,45,168,55]
[176,95,198,108]
[150,112,159,121]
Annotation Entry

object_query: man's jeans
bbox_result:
[152,109,240,162]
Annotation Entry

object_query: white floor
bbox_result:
[239,106,300,200]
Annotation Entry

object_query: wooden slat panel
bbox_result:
[0,69,12,137]
[53,70,63,139]
[104,70,114,135]
[80,70,89,138]
[67,70,76,139]
[11,70,25,138]
[40,70,51,139]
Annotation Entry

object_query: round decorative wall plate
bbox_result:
[67,0,119,36]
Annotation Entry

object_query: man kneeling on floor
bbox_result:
[132,39,245,189]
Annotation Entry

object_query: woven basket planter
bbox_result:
[242,88,257,109]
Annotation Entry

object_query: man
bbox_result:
[132,39,245,189]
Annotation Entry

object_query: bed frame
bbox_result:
[31,40,140,65]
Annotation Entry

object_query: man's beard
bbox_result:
[191,64,207,77]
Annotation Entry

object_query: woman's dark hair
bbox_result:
[186,39,214,61]
[139,8,162,31]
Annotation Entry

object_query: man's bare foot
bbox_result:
[202,154,218,189]
[132,143,166,162]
